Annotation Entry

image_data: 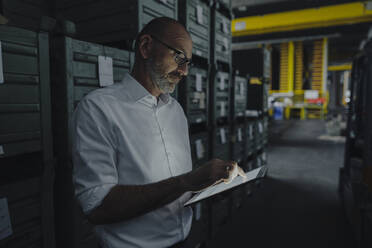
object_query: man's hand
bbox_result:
[180,159,237,192]
[223,161,246,184]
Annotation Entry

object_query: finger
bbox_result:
[237,166,246,178]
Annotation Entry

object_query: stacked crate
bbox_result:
[0,0,51,31]
[230,72,247,215]
[55,0,180,98]
[55,0,178,46]
[50,36,133,248]
[208,0,233,240]
[244,47,271,167]
[0,25,55,248]
[178,1,211,247]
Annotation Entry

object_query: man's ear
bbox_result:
[138,34,153,59]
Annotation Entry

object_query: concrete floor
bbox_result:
[208,120,355,248]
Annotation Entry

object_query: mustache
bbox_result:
[166,72,184,80]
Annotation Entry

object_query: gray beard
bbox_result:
[146,58,176,94]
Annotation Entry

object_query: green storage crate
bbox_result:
[234,74,247,120]
[232,123,245,165]
[0,26,52,159]
[212,125,230,160]
[190,132,209,168]
[0,0,50,31]
[263,115,269,145]
[216,0,231,10]
[245,121,255,156]
[179,0,210,60]
[213,10,231,64]
[179,66,208,127]
[255,119,264,150]
[0,176,54,248]
[56,0,178,45]
[211,70,230,125]
[51,36,132,248]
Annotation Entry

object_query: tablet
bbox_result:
[184,166,267,207]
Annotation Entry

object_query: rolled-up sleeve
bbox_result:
[71,97,118,214]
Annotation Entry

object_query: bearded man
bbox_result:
[71,17,235,248]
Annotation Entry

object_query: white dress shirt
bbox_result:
[71,73,193,248]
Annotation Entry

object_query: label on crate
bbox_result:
[195,50,202,56]
[258,123,263,133]
[234,21,246,31]
[222,37,229,52]
[195,139,204,159]
[195,203,202,220]
[196,118,202,123]
[238,128,243,142]
[0,198,12,240]
[0,42,3,84]
[195,73,202,92]
[0,145,3,155]
[222,20,229,34]
[98,56,114,87]
[220,128,226,144]
[220,101,226,116]
[249,125,253,138]
[240,82,244,96]
[219,74,226,90]
[196,5,204,25]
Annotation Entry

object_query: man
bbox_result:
[71,17,236,248]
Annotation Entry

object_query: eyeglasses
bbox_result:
[150,35,192,67]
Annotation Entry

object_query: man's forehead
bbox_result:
[162,31,192,56]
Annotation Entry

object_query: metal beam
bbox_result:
[232,2,372,37]
[232,33,340,50]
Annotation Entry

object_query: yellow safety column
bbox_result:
[279,42,294,93]
[308,38,328,119]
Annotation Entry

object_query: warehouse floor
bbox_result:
[208,120,355,248]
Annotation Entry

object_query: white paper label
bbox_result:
[98,56,114,87]
[258,123,263,133]
[196,73,202,92]
[0,145,3,155]
[195,139,204,159]
[0,42,3,84]
[220,101,226,116]
[235,21,246,31]
[222,20,229,34]
[262,152,267,161]
[220,128,226,144]
[195,50,202,56]
[238,128,243,142]
[0,198,12,240]
[196,118,202,123]
[240,82,244,96]
[195,203,202,220]
[219,74,225,90]
[196,5,203,25]
[222,37,229,52]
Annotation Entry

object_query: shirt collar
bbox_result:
[122,73,170,105]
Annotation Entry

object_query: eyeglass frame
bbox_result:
[149,34,192,67]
